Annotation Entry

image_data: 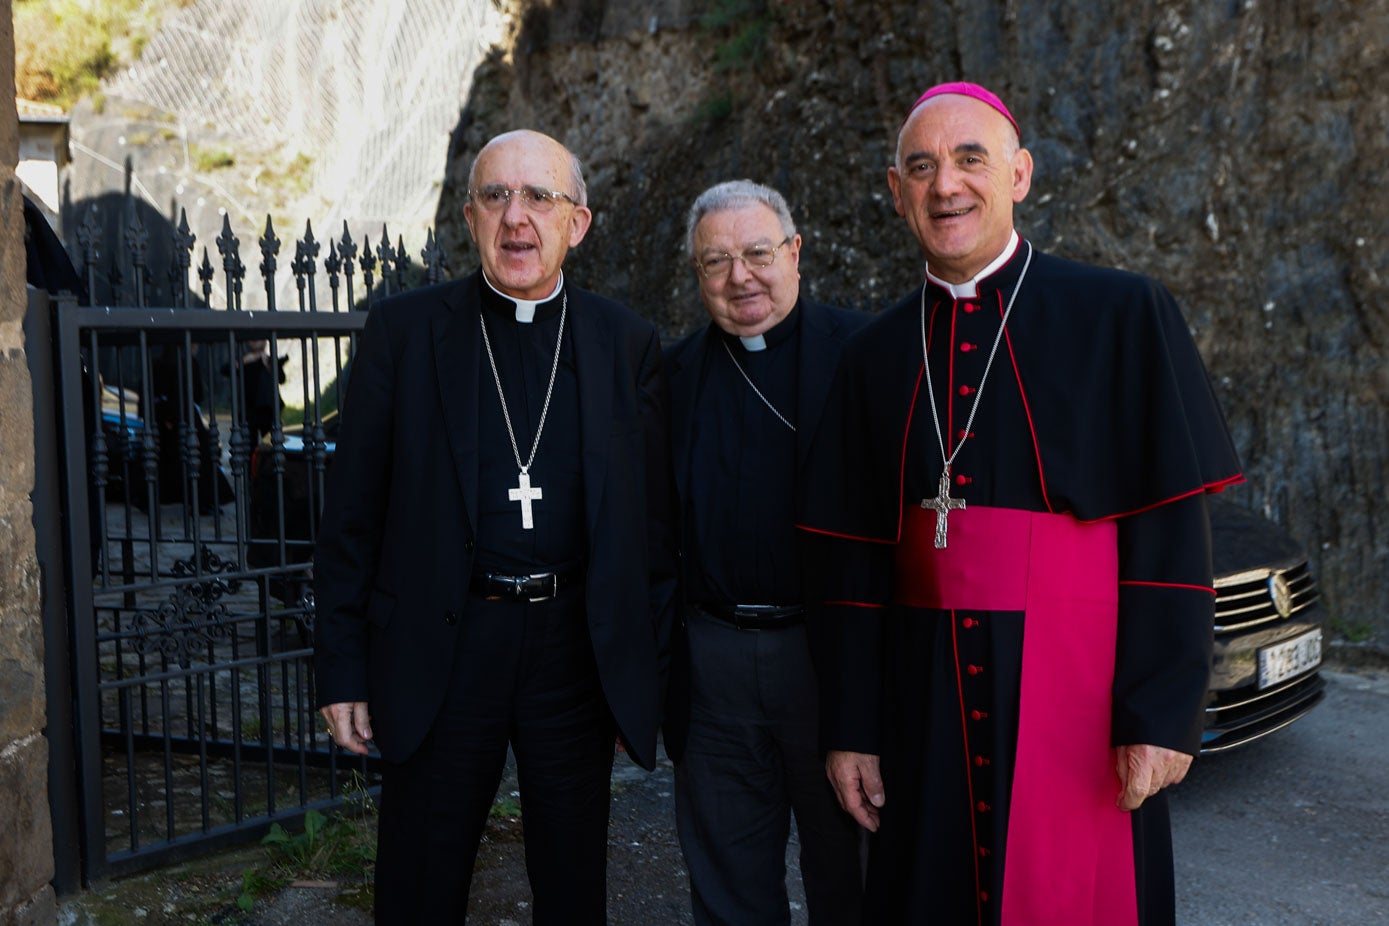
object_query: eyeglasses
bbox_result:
[468,184,579,213]
[695,237,792,279]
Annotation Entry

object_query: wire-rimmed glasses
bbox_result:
[468,184,579,213]
[695,237,792,279]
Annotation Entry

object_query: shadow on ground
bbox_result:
[56,743,810,926]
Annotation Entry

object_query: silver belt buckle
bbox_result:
[731,604,767,630]
[528,571,559,602]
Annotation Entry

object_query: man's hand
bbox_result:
[1115,743,1192,811]
[321,701,373,756]
[826,750,885,831]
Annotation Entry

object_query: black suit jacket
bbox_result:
[313,271,677,769]
[661,298,869,761]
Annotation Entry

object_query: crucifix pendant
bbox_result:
[508,468,544,530]
[921,467,966,549]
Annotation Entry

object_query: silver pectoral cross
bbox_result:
[508,468,544,530]
[921,467,966,549]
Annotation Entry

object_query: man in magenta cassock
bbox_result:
[797,83,1244,925]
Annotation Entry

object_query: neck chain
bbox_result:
[479,293,567,529]
[917,242,1032,547]
[722,339,795,432]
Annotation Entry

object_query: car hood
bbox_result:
[1210,499,1308,576]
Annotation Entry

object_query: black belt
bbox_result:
[700,603,805,631]
[471,565,584,602]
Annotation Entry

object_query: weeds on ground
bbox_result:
[490,794,522,821]
[236,772,377,912]
[1332,619,1375,644]
[235,778,529,910]
[479,791,527,848]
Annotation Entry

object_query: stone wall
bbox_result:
[0,0,58,921]
[437,0,1389,650]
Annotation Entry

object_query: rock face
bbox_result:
[0,13,57,920]
[436,0,1389,645]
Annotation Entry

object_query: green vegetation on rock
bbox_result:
[13,0,189,107]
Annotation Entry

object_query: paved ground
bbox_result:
[57,667,1388,925]
[1171,667,1389,924]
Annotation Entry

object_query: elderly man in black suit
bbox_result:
[314,129,676,925]
[664,180,866,925]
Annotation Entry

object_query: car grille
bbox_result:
[1201,672,1326,753]
[1213,559,1320,633]
[1203,555,1325,753]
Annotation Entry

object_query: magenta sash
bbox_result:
[895,504,1138,926]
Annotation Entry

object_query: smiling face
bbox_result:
[692,203,802,338]
[463,130,592,300]
[888,94,1033,283]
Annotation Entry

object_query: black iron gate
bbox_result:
[36,206,449,886]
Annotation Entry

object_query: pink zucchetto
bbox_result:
[903,82,1021,142]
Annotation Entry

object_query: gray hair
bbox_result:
[467,132,589,206]
[565,151,588,206]
[685,180,797,258]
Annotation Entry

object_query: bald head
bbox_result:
[468,130,588,206]
[895,93,1021,172]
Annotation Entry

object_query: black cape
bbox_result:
[802,244,1242,544]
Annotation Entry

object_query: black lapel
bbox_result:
[668,326,714,505]
[796,299,841,467]
[432,274,482,533]
[569,288,614,542]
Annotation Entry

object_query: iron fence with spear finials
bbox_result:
[38,203,451,887]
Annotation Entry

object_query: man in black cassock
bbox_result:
[664,180,866,924]
[798,83,1242,925]
[313,129,676,925]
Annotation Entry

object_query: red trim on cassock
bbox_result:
[894,362,926,544]
[894,504,1138,926]
[794,346,927,547]
[1119,580,1216,595]
[823,600,887,609]
[946,299,958,457]
[1001,305,1242,522]
[794,523,896,545]
[949,611,986,923]
[1001,319,1056,514]
[1074,474,1246,524]
[1206,474,1244,493]
[798,293,1242,546]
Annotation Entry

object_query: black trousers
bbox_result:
[674,609,863,925]
[373,585,616,925]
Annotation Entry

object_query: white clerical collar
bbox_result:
[925,231,1021,300]
[482,272,564,323]
[739,334,767,352]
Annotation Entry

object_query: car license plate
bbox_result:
[1257,628,1322,689]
